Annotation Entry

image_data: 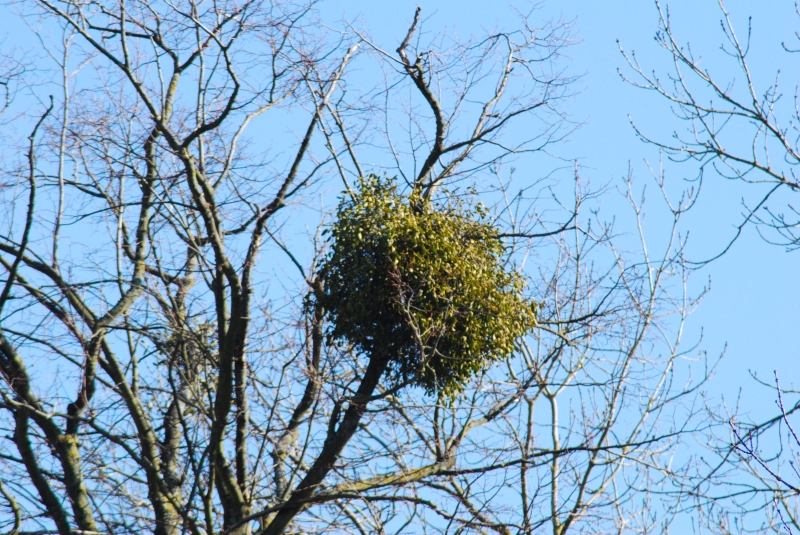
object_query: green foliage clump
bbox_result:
[317,176,537,397]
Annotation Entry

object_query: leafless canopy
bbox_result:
[621,0,800,260]
[0,1,708,534]
[622,1,800,532]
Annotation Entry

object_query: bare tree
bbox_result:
[621,0,800,259]
[0,1,709,534]
[621,1,800,532]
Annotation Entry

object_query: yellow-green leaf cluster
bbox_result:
[318,176,536,397]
